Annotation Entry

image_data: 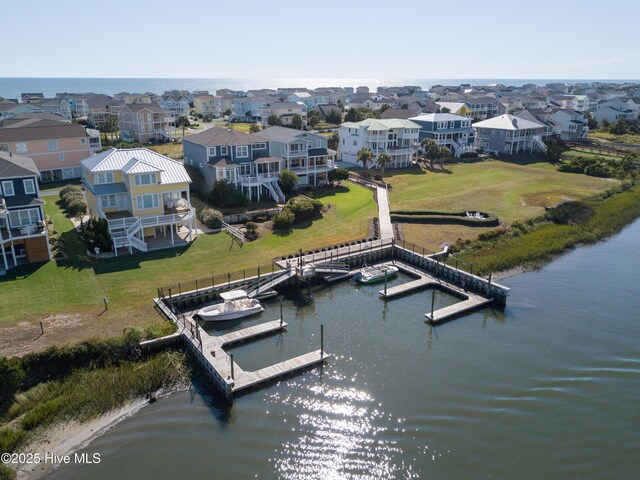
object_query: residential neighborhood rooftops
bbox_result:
[0,151,40,178]
[0,119,88,142]
[183,126,266,147]
[81,148,191,185]
[342,118,420,130]
[472,114,545,130]
[410,113,468,123]
[379,108,421,119]
[121,103,165,113]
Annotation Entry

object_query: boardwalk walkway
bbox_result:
[376,185,394,240]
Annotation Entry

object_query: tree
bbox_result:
[223,108,232,117]
[175,115,190,137]
[278,169,298,195]
[249,123,261,133]
[356,148,373,176]
[291,114,303,130]
[328,131,340,150]
[421,138,449,169]
[336,99,344,110]
[544,138,565,163]
[245,110,253,122]
[102,114,119,141]
[379,103,391,113]
[610,118,627,135]
[268,114,279,126]
[440,107,451,113]
[345,108,358,122]
[308,112,320,127]
[376,152,392,175]
[328,167,349,183]
[585,112,598,130]
[400,103,409,109]
[325,109,342,125]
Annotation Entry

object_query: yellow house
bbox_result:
[81,148,196,255]
[436,101,473,117]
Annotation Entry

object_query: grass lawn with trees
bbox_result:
[385,159,618,250]
[0,182,376,356]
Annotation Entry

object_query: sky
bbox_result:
[2,0,639,79]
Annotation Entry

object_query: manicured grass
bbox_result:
[220,122,254,133]
[563,149,621,161]
[454,184,640,275]
[0,182,376,345]
[386,159,616,224]
[385,159,617,249]
[146,142,184,159]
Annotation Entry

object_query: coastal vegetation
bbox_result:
[451,182,640,274]
[0,331,190,480]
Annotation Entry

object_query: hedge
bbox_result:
[391,213,499,227]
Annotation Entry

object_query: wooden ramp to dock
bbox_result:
[246,270,296,298]
[377,261,439,299]
[425,295,493,324]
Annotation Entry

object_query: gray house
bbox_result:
[183,127,284,202]
[473,114,548,155]
[255,126,335,187]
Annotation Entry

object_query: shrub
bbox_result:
[59,184,82,199]
[272,208,295,229]
[477,229,507,241]
[199,207,223,229]
[0,356,25,408]
[244,221,258,240]
[208,180,249,208]
[65,197,87,217]
[328,167,349,182]
[0,427,26,454]
[79,217,113,251]
[278,170,298,195]
[546,201,595,225]
[584,163,613,178]
[184,164,205,193]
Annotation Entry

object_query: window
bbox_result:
[239,163,251,176]
[48,140,58,151]
[15,143,27,153]
[147,114,152,122]
[59,153,65,161]
[9,209,40,228]
[316,140,322,148]
[96,172,114,184]
[140,124,145,133]
[23,179,36,195]
[220,146,228,156]
[100,195,117,208]
[136,194,159,210]
[134,173,156,185]
[80,138,87,144]
[1,181,15,196]
[253,143,266,150]
[235,145,248,158]
[450,122,455,128]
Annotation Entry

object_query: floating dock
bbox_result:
[425,296,493,324]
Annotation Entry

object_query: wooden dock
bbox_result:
[425,295,493,324]
[184,318,329,398]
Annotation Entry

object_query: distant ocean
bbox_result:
[1,78,639,99]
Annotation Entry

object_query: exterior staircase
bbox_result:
[451,139,476,158]
[264,180,286,203]
[532,135,548,153]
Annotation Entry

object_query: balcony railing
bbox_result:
[0,197,6,215]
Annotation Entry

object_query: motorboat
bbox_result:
[196,289,264,322]
[356,264,399,284]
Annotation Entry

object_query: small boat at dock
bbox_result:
[196,290,264,322]
[356,264,399,284]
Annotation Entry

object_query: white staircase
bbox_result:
[532,136,548,153]
[264,180,285,203]
[222,221,245,245]
[451,139,476,158]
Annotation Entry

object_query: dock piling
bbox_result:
[280,297,283,326]
[230,353,235,380]
[384,271,388,296]
[430,290,435,319]
[320,324,324,359]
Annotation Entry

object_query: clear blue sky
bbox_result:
[2,0,639,79]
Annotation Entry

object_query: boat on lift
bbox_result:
[356,264,399,284]
[196,289,264,322]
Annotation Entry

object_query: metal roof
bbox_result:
[341,118,420,131]
[81,148,191,185]
[83,182,128,196]
[410,113,468,123]
[472,114,545,131]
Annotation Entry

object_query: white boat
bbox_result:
[357,264,399,284]
[196,289,264,322]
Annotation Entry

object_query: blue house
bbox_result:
[183,126,285,202]
[0,151,51,274]
[409,113,475,157]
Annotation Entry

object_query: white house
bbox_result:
[338,118,420,169]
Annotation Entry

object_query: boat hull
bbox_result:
[357,266,399,284]
[198,305,264,322]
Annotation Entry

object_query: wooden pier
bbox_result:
[425,296,493,324]
[177,315,329,401]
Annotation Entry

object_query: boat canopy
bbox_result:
[220,289,249,301]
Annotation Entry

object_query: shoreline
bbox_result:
[12,385,187,480]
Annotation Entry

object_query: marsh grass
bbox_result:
[453,184,640,274]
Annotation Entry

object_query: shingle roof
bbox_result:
[379,108,421,119]
[472,114,545,130]
[256,126,311,143]
[81,148,191,185]
[184,126,266,147]
[0,120,87,142]
[121,103,165,113]
[5,195,45,208]
[0,151,40,178]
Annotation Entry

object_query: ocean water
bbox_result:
[1,78,637,99]
[48,219,640,480]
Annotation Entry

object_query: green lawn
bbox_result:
[563,149,621,161]
[146,142,184,159]
[385,159,618,249]
[0,182,376,351]
[590,131,640,145]
[220,122,254,133]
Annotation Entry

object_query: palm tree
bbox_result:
[356,148,373,177]
[377,152,392,176]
